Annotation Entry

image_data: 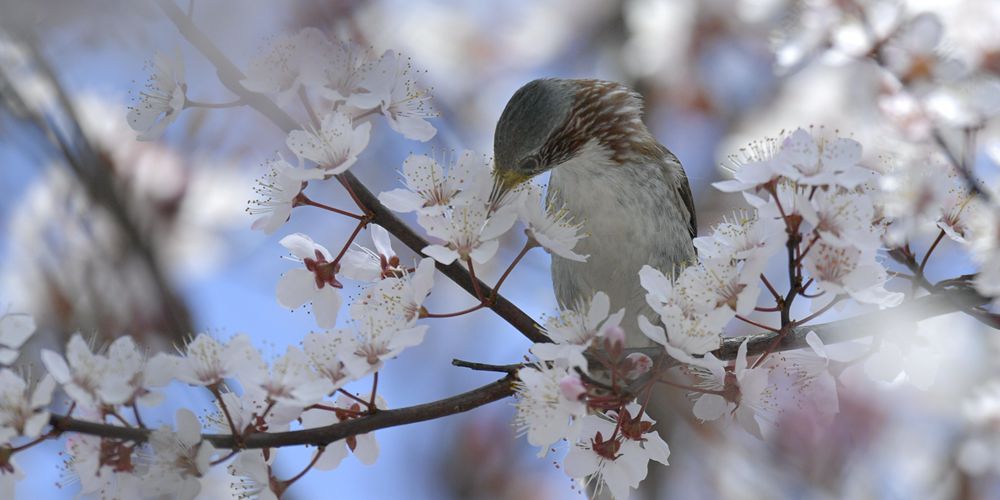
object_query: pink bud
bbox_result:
[624,353,653,379]
[602,325,625,356]
[559,375,586,401]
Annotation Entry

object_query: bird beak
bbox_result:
[490,168,531,210]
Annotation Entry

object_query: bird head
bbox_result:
[492,78,657,195]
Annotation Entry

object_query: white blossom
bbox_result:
[636,264,731,356]
[513,363,587,456]
[0,313,35,365]
[239,346,333,414]
[713,136,783,193]
[801,188,881,251]
[419,203,517,265]
[40,334,107,409]
[141,409,215,500]
[665,340,777,438]
[248,157,324,234]
[228,449,278,500]
[531,291,624,372]
[300,393,384,467]
[241,28,333,105]
[276,233,343,329]
[801,241,903,311]
[146,333,263,388]
[378,150,489,216]
[64,433,142,499]
[286,111,371,174]
[127,49,186,140]
[0,370,54,443]
[99,336,162,407]
[519,184,588,262]
[302,331,357,392]
[340,224,402,282]
[880,12,962,88]
[350,50,436,141]
[563,405,670,500]
[694,211,785,277]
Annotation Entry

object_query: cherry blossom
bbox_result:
[513,363,588,456]
[40,334,108,409]
[99,336,162,407]
[228,449,278,500]
[300,392,385,467]
[636,264,729,355]
[694,211,785,277]
[713,136,783,192]
[127,49,186,140]
[248,157,325,234]
[419,203,517,265]
[563,405,670,500]
[666,340,777,438]
[146,333,263,387]
[378,150,490,216]
[350,257,435,325]
[0,370,54,443]
[774,128,871,188]
[286,111,371,174]
[350,50,437,141]
[339,302,429,378]
[0,312,34,365]
[340,224,403,282]
[241,28,332,105]
[801,241,903,311]
[801,188,881,251]
[302,331,357,392]
[276,233,343,328]
[141,409,215,500]
[63,433,141,499]
[518,184,588,262]
[239,346,333,414]
[880,12,962,88]
[531,291,624,372]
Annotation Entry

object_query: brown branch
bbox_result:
[154,0,546,344]
[50,375,515,449]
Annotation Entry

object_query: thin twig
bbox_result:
[451,359,521,373]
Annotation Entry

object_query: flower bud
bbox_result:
[602,325,625,357]
[559,374,586,401]
[624,353,653,379]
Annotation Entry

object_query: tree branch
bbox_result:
[50,375,515,449]
[154,0,546,344]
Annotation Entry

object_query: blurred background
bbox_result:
[2,0,1000,498]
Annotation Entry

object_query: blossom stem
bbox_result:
[331,219,368,266]
[184,97,244,109]
[919,229,947,275]
[734,314,781,334]
[209,384,241,438]
[107,409,132,428]
[760,274,782,303]
[795,233,821,266]
[793,296,844,326]
[335,175,372,217]
[490,241,533,305]
[9,432,54,453]
[421,303,486,318]
[466,258,485,301]
[298,87,321,130]
[301,197,364,220]
[209,448,239,466]
[369,372,379,409]
[131,404,147,429]
[754,305,781,312]
[337,389,373,410]
[283,446,325,488]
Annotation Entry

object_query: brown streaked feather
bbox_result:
[540,80,659,167]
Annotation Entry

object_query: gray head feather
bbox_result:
[493,79,575,177]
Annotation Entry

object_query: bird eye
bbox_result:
[519,156,540,173]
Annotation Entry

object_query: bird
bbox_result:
[492,78,697,348]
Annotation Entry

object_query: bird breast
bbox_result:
[547,140,695,347]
